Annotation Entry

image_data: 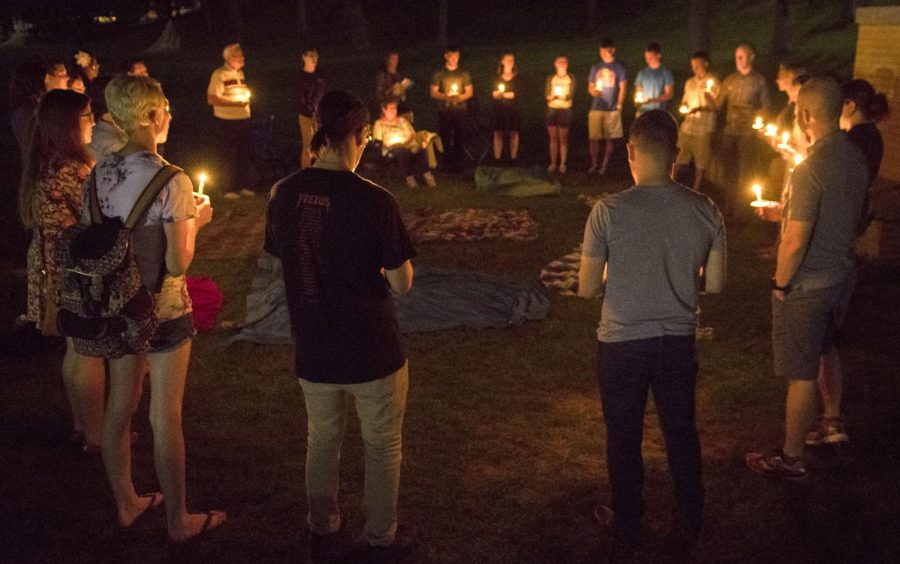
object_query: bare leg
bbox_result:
[63,339,106,447]
[493,131,503,160]
[102,353,149,526]
[148,341,225,541]
[547,126,559,168]
[783,379,818,458]
[693,168,706,192]
[559,127,569,169]
[601,139,615,171]
[509,131,519,161]
[589,140,600,170]
[817,349,843,420]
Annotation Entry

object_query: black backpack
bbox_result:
[56,164,181,358]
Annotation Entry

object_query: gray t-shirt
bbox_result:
[582,183,725,343]
[782,130,868,290]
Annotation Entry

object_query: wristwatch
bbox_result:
[771,279,792,294]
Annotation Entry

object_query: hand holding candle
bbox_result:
[197,172,208,196]
[553,85,564,98]
[750,183,777,208]
[705,78,714,92]
[594,80,603,94]
[752,116,765,130]
[449,83,459,96]
[635,91,646,104]
[764,124,778,138]
[498,83,505,93]
[679,104,690,115]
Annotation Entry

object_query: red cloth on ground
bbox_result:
[186,277,223,333]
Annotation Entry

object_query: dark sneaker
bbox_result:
[365,525,416,564]
[592,505,639,554]
[309,531,340,564]
[746,449,808,481]
[806,417,849,447]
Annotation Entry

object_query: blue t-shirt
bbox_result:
[588,61,627,111]
[635,65,674,113]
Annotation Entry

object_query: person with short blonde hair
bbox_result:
[207,43,253,199]
[92,75,226,541]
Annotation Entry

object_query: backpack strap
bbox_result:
[125,164,183,229]
[87,172,103,226]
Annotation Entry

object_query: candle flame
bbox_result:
[765,124,778,137]
[706,79,714,91]
[679,104,690,114]
[498,83,505,93]
[752,116,765,130]
[781,132,790,144]
[554,86,563,96]
[793,153,804,166]
[635,92,645,103]
[595,81,603,92]
[752,184,762,202]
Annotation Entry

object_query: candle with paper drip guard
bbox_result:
[752,116,765,130]
[386,133,404,147]
[764,124,778,137]
[705,78,714,92]
[750,183,778,208]
[777,132,797,153]
[196,172,208,196]
[553,85,564,97]
[679,104,691,114]
[449,83,459,96]
[497,83,505,93]
[634,91,646,104]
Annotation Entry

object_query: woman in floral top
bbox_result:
[19,89,106,454]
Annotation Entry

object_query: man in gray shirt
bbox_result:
[579,110,726,551]
[746,77,868,481]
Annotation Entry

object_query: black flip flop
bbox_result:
[168,511,226,544]
[120,492,163,529]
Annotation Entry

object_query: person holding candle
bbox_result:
[579,110,725,552]
[746,77,869,481]
[207,43,253,199]
[265,90,416,563]
[297,46,326,170]
[545,55,574,174]
[375,51,413,122]
[633,42,674,117]
[717,44,771,214]
[491,52,522,166]
[430,45,473,173]
[841,79,889,188]
[675,51,719,192]
[373,99,435,188]
[19,89,106,456]
[90,75,224,540]
[587,38,627,175]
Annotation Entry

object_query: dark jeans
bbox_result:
[438,105,470,172]
[597,335,703,540]
[387,147,429,177]
[215,118,252,193]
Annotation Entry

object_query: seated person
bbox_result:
[373,99,436,189]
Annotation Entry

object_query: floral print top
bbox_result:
[25,159,91,324]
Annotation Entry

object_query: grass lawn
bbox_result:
[2,1,900,562]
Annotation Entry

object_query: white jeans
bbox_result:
[299,361,409,546]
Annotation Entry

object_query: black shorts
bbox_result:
[545,108,572,129]
[492,104,521,132]
[148,314,195,354]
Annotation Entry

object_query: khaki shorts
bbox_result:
[588,110,623,140]
[676,132,713,170]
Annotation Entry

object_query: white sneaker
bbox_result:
[224,192,240,200]
[239,189,255,197]
[423,172,437,188]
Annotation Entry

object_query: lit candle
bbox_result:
[450,83,459,95]
[498,83,505,93]
[781,132,790,145]
[197,172,208,196]
[777,132,796,153]
[635,91,645,104]
[553,85,564,97]
[706,78,714,92]
[679,104,690,114]
[793,153,805,166]
[752,116,765,130]
[764,124,778,137]
[594,80,603,92]
[750,183,767,207]
[387,134,403,147]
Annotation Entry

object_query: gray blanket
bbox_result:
[229,254,549,344]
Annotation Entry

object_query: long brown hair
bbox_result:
[19,89,93,228]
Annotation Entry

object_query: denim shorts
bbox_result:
[148,313,195,353]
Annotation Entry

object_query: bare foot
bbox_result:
[168,510,227,543]
[118,492,163,528]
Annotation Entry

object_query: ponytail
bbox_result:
[311,90,370,154]
[843,79,891,123]
[868,92,890,123]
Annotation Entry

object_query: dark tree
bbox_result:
[587,0,598,31]
[437,0,448,46]
[771,0,789,58]
[689,0,711,54]
[297,0,309,43]
[223,0,243,42]
[342,0,369,50]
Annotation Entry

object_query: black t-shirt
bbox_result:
[264,168,416,384]
[848,122,883,187]
[297,71,326,117]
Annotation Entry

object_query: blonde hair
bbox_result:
[223,43,243,61]
[105,75,167,133]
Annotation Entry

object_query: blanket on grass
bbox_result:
[539,246,582,296]
[475,166,561,198]
[229,254,549,344]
